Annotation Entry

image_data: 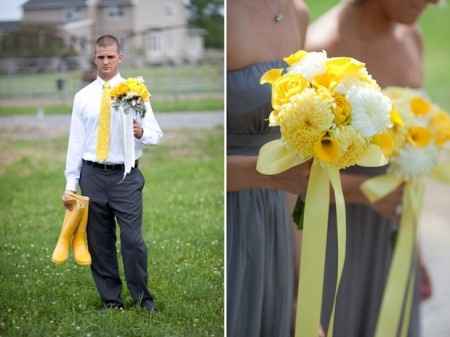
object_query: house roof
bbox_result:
[23,0,87,10]
[23,0,133,10]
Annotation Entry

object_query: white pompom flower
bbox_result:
[391,145,439,178]
[288,51,327,80]
[347,86,392,137]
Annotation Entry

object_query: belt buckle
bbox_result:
[100,162,110,170]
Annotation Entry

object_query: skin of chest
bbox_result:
[227,1,309,69]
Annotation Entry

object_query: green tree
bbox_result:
[188,0,224,49]
[0,24,77,58]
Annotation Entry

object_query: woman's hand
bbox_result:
[340,173,403,223]
[372,185,403,223]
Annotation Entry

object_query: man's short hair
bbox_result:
[95,34,121,53]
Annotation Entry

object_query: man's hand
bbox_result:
[133,120,143,139]
[62,191,76,211]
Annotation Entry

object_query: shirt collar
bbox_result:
[96,73,123,88]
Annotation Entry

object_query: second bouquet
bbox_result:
[257,50,393,337]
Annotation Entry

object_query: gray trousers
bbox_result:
[79,161,153,305]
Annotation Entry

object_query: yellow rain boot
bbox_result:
[51,196,83,265]
[72,195,91,266]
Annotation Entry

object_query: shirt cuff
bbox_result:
[65,179,79,192]
[140,128,162,145]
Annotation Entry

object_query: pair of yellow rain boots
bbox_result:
[51,192,91,266]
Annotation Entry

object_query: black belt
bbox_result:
[83,160,139,170]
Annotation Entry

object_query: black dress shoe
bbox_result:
[102,302,124,310]
[140,300,157,313]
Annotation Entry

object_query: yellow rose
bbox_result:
[333,92,351,125]
[272,73,309,110]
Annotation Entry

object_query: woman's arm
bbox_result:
[227,155,310,195]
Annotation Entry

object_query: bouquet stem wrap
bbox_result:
[295,159,346,337]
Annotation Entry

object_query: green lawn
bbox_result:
[0,128,224,337]
[0,98,224,117]
[0,63,223,101]
[307,0,450,110]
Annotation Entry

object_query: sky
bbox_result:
[0,0,28,21]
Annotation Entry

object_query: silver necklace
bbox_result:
[265,0,285,24]
[274,12,284,23]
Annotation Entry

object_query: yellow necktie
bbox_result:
[96,82,111,161]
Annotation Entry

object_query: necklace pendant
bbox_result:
[274,13,283,23]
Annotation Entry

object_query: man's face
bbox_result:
[380,0,439,24]
[94,44,122,80]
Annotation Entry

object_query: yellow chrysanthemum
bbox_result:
[333,92,351,125]
[314,134,341,163]
[283,50,307,66]
[410,96,431,117]
[111,78,151,102]
[372,131,395,157]
[271,73,309,111]
[278,88,334,157]
[111,82,128,98]
[333,126,368,168]
[407,126,432,148]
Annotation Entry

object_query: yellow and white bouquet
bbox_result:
[257,50,393,337]
[111,76,151,118]
[360,87,450,337]
[110,77,152,179]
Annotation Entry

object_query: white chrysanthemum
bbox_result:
[288,51,327,80]
[391,145,439,178]
[347,86,392,137]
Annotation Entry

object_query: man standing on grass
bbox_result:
[62,34,163,312]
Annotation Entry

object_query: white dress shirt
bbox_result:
[65,73,163,191]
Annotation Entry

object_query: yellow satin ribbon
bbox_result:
[361,163,450,337]
[293,161,347,337]
[96,82,112,161]
[257,138,387,337]
[373,180,423,337]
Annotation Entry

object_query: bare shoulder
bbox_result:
[292,0,310,22]
[306,7,339,52]
[399,24,423,52]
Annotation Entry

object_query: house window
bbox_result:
[108,6,124,17]
[65,7,82,22]
[149,34,162,52]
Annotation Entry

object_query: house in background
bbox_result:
[21,0,205,68]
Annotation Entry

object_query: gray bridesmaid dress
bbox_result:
[321,165,421,337]
[227,60,294,337]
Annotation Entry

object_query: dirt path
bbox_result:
[0,111,223,140]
